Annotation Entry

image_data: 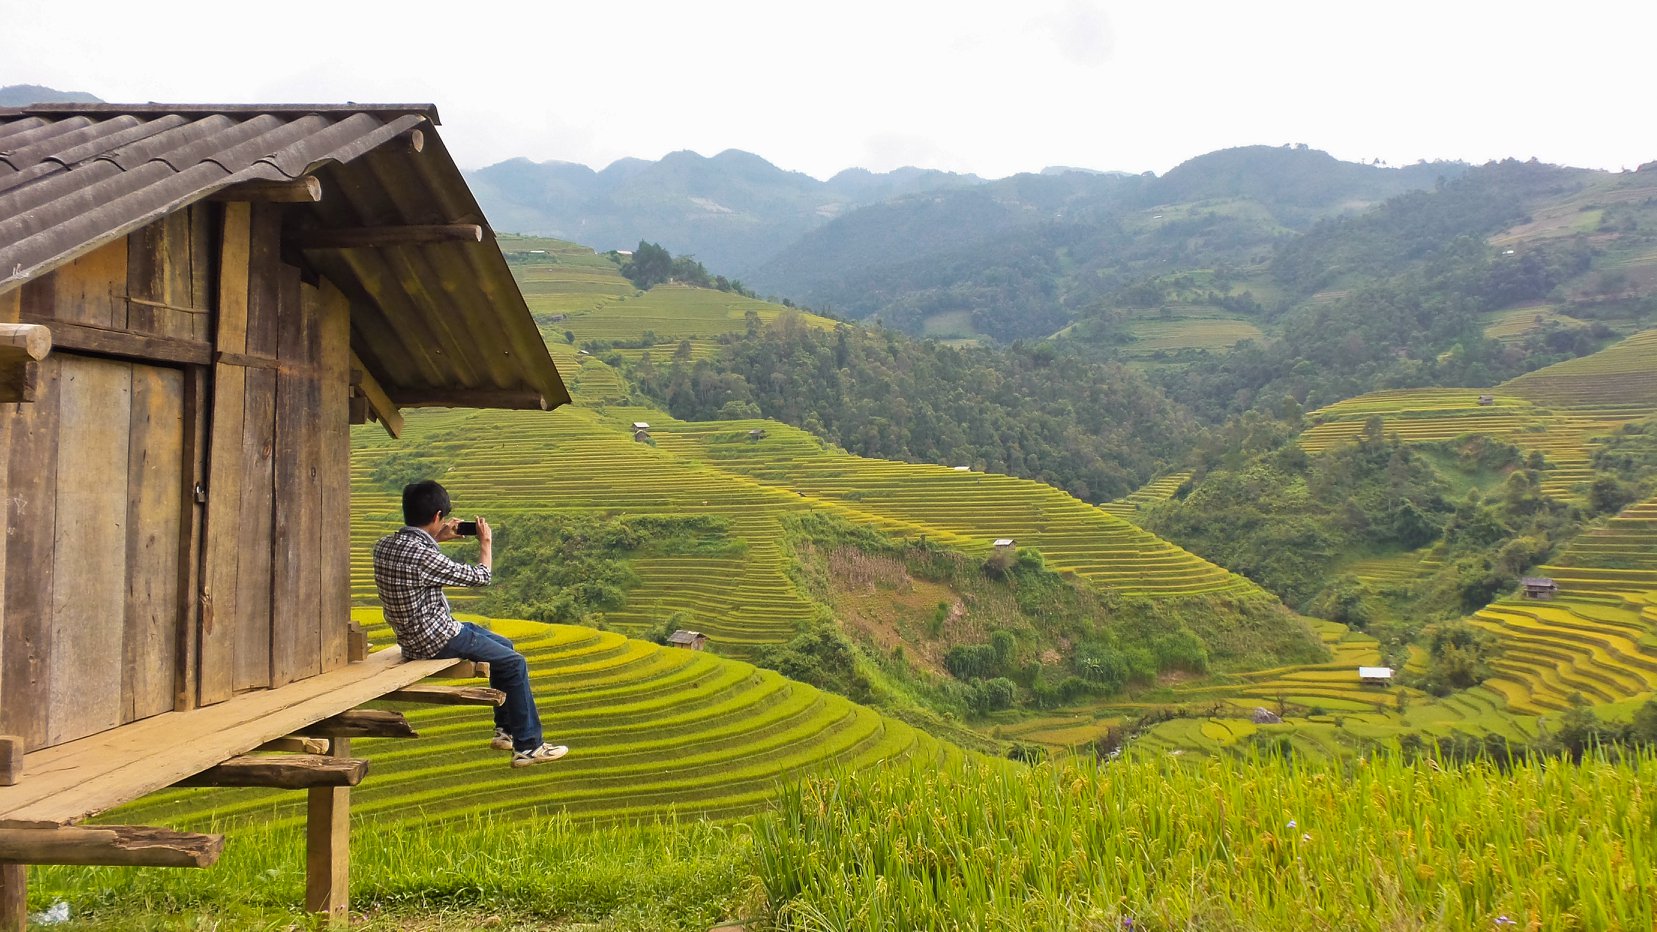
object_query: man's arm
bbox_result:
[419,515,493,587]
[476,516,493,574]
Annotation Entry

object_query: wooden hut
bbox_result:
[1478,394,1495,406]
[1521,576,1559,599]
[0,102,569,928]
[666,630,709,651]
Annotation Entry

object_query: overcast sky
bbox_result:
[4,1,1651,180]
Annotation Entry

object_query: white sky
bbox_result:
[3,0,1651,179]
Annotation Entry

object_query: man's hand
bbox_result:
[434,517,464,543]
[476,515,493,574]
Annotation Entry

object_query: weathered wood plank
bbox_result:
[199,203,253,706]
[382,685,504,707]
[231,365,275,692]
[123,366,184,722]
[48,356,132,745]
[187,204,215,343]
[49,239,127,329]
[0,324,51,362]
[296,710,415,739]
[0,358,60,748]
[0,646,454,828]
[272,273,322,686]
[172,367,208,713]
[175,753,366,789]
[305,737,350,922]
[318,282,351,671]
[0,739,20,787]
[349,350,402,438]
[0,825,223,868]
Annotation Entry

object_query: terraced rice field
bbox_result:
[116,611,957,828]
[1099,471,1191,520]
[1299,328,1657,500]
[558,283,836,362]
[652,422,1255,598]
[1121,314,1264,356]
[1481,305,1586,343]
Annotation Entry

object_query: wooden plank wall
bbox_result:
[0,200,356,748]
[0,352,185,751]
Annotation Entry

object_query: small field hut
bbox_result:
[1521,576,1559,599]
[667,630,709,651]
[0,102,569,927]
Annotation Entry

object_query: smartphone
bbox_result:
[455,521,479,536]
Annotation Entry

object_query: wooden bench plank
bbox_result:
[0,648,462,828]
[173,754,367,789]
[0,825,222,868]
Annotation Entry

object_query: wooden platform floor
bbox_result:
[0,648,461,828]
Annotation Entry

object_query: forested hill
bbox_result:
[466,150,982,275]
[747,145,1460,340]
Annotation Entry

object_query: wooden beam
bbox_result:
[0,739,19,788]
[175,754,367,789]
[391,388,548,410]
[347,627,369,663]
[0,825,223,868]
[0,324,51,363]
[348,351,402,439]
[257,736,329,755]
[305,737,350,923]
[296,709,416,739]
[289,224,482,250]
[16,319,211,367]
[208,176,323,204]
[383,685,504,707]
[430,660,490,679]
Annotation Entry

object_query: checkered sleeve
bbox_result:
[414,545,492,588]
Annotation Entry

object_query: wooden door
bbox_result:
[0,353,187,750]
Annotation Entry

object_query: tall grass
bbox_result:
[34,812,754,930]
[756,751,1657,931]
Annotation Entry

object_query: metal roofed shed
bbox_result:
[992,538,1016,548]
[1521,576,1559,599]
[632,421,651,430]
[1358,666,1394,685]
[0,102,566,926]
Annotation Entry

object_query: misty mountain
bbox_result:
[747,146,1463,339]
[0,84,103,106]
[466,149,982,275]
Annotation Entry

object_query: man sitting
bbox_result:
[373,480,568,768]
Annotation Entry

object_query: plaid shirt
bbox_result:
[372,527,492,659]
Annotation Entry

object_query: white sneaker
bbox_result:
[511,743,569,768]
[490,728,514,751]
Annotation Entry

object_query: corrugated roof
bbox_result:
[0,103,568,411]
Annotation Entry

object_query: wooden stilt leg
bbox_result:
[0,864,25,932]
[304,737,350,924]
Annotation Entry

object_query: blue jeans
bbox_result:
[435,622,543,752]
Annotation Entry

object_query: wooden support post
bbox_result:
[383,685,504,707]
[305,737,350,923]
[0,826,223,867]
[257,736,330,754]
[175,754,368,789]
[0,736,21,786]
[348,352,402,438]
[297,709,416,739]
[0,864,22,932]
[347,627,369,663]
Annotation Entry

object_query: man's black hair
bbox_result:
[403,480,451,527]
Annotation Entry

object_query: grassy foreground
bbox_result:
[35,752,1656,930]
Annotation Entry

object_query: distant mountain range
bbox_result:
[466,150,985,276]
[0,84,101,106]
